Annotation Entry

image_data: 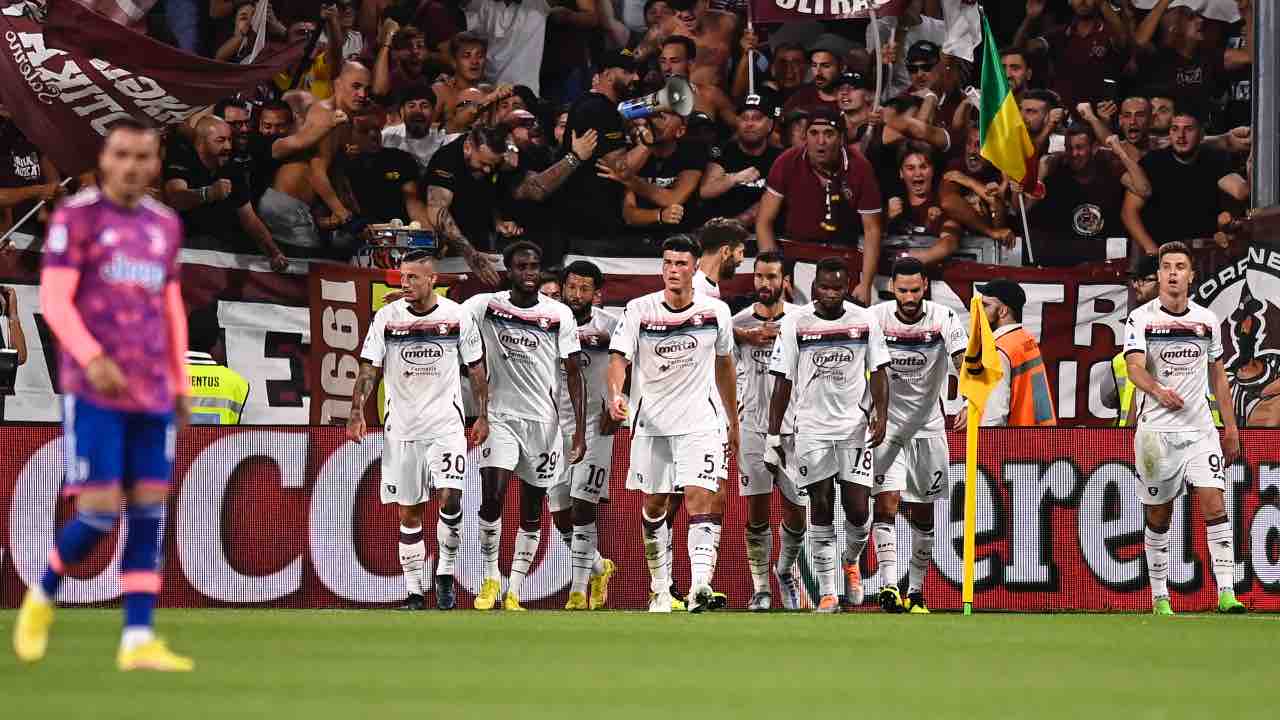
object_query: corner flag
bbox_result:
[957,293,1004,615]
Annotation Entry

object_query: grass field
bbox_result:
[2,609,1275,719]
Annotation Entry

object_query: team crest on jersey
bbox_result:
[692,314,704,327]
[1194,246,1280,427]
[539,317,551,330]
[438,323,451,335]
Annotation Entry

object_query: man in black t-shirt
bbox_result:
[345,109,427,225]
[556,49,650,251]
[698,92,780,227]
[163,117,288,270]
[1122,106,1249,255]
[424,126,507,256]
[245,100,296,206]
[617,111,706,238]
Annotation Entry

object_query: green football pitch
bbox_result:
[2,609,1275,719]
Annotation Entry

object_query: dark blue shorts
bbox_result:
[62,395,176,493]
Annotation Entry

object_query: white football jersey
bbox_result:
[1123,299,1222,432]
[360,297,482,440]
[611,291,734,437]
[693,269,721,298]
[557,308,620,438]
[872,300,968,438]
[734,302,799,434]
[464,291,580,423]
[769,301,890,440]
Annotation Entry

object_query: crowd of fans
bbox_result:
[0,0,1258,285]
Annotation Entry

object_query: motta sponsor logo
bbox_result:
[655,333,698,360]
[499,328,539,352]
[813,347,853,368]
[1160,342,1202,367]
[401,342,443,367]
[891,350,928,372]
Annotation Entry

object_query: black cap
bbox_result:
[687,111,714,128]
[807,106,843,131]
[781,108,810,129]
[737,91,779,117]
[831,72,870,91]
[906,40,942,65]
[977,279,1026,313]
[1131,255,1159,279]
[598,49,637,73]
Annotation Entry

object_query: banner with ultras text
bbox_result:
[1,426,1277,612]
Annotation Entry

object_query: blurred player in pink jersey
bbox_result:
[13,119,194,672]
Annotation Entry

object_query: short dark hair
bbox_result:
[468,123,511,153]
[258,99,292,118]
[502,240,542,268]
[775,42,805,57]
[401,249,436,266]
[539,270,561,287]
[1064,123,1095,143]
[1021,88,1059,107]
[562,260,605,289]
[399,83,437,109]
[1158,241,1193,265]
[890,256,926,279]
[663,234,701,258]
[754,251,785,270]
[815,256,847,279]
[213,97,251,120]
[661,35,697,61]
[390,25,424,51]
[885,95,922,115]
[699,218,748,254]
[450,31,488,58]
[999,46,1029,63]
[643,0,669,15]
[897,141,934,169]
[1171,101,1207,127]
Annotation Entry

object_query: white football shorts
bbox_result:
[380,433,467,505]
[1134,428,1225,505]
[478,415,563,488]
[627,431,726,495]
[548,431,615,512]
[738,431,807,506]
[872,435,950,503]
[794,432,873,488]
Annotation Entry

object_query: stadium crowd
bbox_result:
[0,0,1257,282]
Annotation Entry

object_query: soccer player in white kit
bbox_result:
[766,258,889,613]
[464,241,587,611]
[1123,241,1245,615]
[692,217,746,299]
[868,258,967,614]
[349,251,489,611]
[733,251,807,611]
[607,236,740,613]
[549,261,620,610]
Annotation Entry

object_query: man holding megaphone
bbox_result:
[555,50,656,255]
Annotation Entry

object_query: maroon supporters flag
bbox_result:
[0,0,304,175]
[72,0,159,25]
[750,0,905,23]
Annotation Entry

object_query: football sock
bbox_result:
[745,521,772,594]
[478,517,501,581]
[810,523,837,598]
[872,521,897,589]
[664,518,675,589]
[775,522,805,576]
[120,502,165,646]
[642,511,669,594]
[1144,526,1170,600]
[436,510,461,577]
[1205,518,1235,593]
[397,524,426,596]
[844,516,870,567]
[688,514,722,589]
[507,528,540,597]
[40,509,116,599]
[907,522,935,595]
[570,523,599,595]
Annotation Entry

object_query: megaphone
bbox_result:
[617,77,695,120]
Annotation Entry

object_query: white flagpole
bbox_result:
[869,7,883,109]
[747,12,755,95]
[1018,192,1036,266]
[0,177,74,250]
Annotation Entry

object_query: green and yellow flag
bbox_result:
[977,12,1037,187]
[957,293,1004,615]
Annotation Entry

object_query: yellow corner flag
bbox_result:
[956,293,1004,615]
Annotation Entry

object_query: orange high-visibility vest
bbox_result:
[996,327,1057,426]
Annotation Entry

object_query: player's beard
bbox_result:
[756,286,779,306]
[405,113,430,138]
[567,298,591,320]
[897,299,922,319]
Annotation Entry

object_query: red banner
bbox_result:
[1,425,1277,611]
[750,0,905,25]
[0,0,304,175]
[71,0,159,26]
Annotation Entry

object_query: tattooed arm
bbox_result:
[511,130,598,202]
[425,185,500,285]
[346,360,382,442]
[466,358,490,446]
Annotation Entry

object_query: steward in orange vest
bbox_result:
[977,279,1057,426]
